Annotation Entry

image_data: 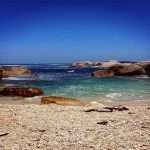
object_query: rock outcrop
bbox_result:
[71,61,94,69]
[1,66,31,78]
[91,70,114,77]
[71,60,125,69]
[100,60,120,68]
[41,96,83,106]
[109,64,145,76]
[0,87,43,97]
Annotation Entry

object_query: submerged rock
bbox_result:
[0,87,43,97]
[1,66,31,78]
[41,96,83,106]
[91,70,114,77]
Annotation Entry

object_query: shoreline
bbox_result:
[0,95,150,106]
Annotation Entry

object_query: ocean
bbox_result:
[1,63,150,101]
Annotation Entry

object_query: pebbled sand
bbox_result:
[0,97,150,150]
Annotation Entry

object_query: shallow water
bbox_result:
[1,63,150,101]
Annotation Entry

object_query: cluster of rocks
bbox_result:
[0,66,31,79]
[0,66,44,97]
[71,60,150,77]
[0,87,43,97]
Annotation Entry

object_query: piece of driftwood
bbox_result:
[84,109,112,112]
[84,106,129,113]
[104,106,129,112]
[0,133,9,137]
[97,121,108,125]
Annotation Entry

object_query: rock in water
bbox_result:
[109,64,145,76]
[1,66,31,78]
[91,70,114,77]
[41,96,82,106]
[0,87,43,97]
[71,61,94,68]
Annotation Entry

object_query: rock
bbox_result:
[0,87,43,97]
[71,61,94,68]
[100,60,120,68]
[144,64,150,77]
[135,61,150,76]
[1,66,31,78]
[91,70,114,77]
[109,64,145,76]
[41,96,83,106]
[137,61,150,68]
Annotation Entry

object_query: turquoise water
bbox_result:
[1,64,150,101]
[41,77,150,101]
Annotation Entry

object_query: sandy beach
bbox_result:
[0,97,150,150]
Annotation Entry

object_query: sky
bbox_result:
[0,0,150,63]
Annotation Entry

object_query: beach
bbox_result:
[0,97,150,150]
[1,0,150,148]
[0,62,150,149]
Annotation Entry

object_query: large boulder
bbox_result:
[109,64,145,76]
[1,66,31,78]
[41,96,83,106]
[100,60,121,68]
[136,61,150,68]
[71,61,94,68]
[91,70,114,77]
[0,87,43,97]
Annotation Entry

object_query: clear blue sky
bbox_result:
[0,0,150,63]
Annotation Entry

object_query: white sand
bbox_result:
[0,97,150,150]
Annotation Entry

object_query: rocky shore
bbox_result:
[0,99,150,150]
[0,66,31,80]
[71,60,150,78]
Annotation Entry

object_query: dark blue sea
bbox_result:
[1,63,150,101]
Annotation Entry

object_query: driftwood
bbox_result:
[97,121,108,125]
[0,133,9,137]
[84,106,129,113]
[84,109,111,112]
